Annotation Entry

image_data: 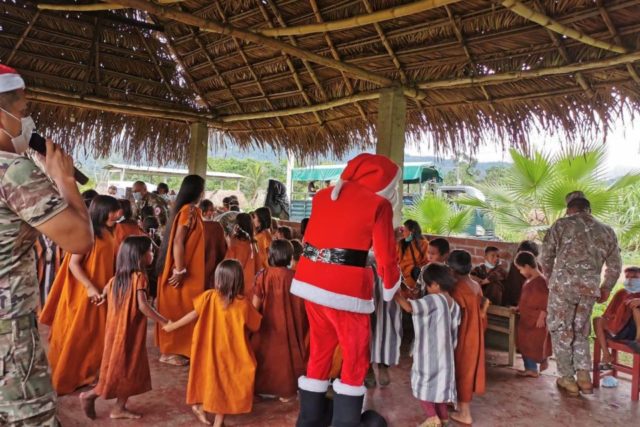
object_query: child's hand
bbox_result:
[625,298,640,309]
[162,320,174,332]
[535,312,546,328]
[86,285,105,306]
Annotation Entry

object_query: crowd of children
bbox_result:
[35,181,640,427]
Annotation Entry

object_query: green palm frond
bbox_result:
[607,173,640,192]
[506,149,554,197]
[408,194,471,236]
[447,209,473,235]
[553,145,607,182]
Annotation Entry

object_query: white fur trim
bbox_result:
[376,167,402,202]
[331,178,344,201]
[382,275,401,302]
[333,379,367,396]
[0,73,25,93]
[298,376,330,393]
[291,278,375,314]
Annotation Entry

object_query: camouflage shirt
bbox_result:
[131,192,168,221]
[540,212,622,297]
[0,153,67,320]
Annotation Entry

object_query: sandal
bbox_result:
[419,416,442,427]
[159,354,189,366]
[598,362,613,371]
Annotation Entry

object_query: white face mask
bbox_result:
[485,261,495,269]
[1,108,35,154]
[623,278,640,293]
[132,192,142,202]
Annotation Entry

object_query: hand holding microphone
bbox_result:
[29,133,89,185]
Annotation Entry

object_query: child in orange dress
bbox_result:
[80,236,169,420]
[163,259,262,427]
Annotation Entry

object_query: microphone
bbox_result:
[29,133,89,185]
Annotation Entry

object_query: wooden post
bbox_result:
[188,122,208,179]
[376,87,406,221]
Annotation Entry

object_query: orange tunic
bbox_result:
[203,221,227,290]
[451,277,486,402]
[516,276,552,362]
[95,273,151,399]
[252,267,309,397]
[113,221,145,252]
[397,238,429,290]
[156,204,205,358]
[187,290,262,414]
[40,232,116,395]
[225,237,261,297]
[603,289,640,335]
[255,230,272,270]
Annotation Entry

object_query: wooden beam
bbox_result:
[38,3,128,11]
[81,17,102,97]
[257,0,460,37]
[110,0,409,92]
[6,10,40,65]
[596,0,640,85]
[499,0,627,53]
[137,28,177,99]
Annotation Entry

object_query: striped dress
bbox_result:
[409,293,461,403]
[369,258,402,366]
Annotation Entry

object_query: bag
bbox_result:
[408,242,424,282]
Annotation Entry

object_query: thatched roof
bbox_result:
[2,0,639,163]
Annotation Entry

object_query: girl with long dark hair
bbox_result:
[398,220,429,295]
[114,198,144,250]
[155,175,206,366]
[252,207,273,269]
[41,195,121,395]
[163,259,262,427]
[80,236,168,420]
[225,213,261,297]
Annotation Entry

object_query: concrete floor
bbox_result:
[52,325,639,427]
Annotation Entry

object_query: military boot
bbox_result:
[556,376,580,397]
[576,370,594,394]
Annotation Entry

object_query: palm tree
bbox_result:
[405,193,473,236]
[459,145,640,242]
[245,162,267,204]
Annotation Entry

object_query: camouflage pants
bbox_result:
[0,324,58,426]
[547,292,597,377]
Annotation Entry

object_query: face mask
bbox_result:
[1,108,35,154]
[405,235,414,243]
[160,194,170,201]
[485,261,495,269]
[623,278,640,293]
[132,192,142,202]
[117,216,125,223]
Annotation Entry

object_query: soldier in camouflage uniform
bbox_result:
[0,65,93,426]
[541,196,622,396]
[130,181,168,222]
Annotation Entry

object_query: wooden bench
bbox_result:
[485,305,518,366]
[593,339,640,401]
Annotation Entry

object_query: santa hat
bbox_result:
[331,153,401,202]
[0,64,25,93]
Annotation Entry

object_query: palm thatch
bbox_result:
[1,0,639,164]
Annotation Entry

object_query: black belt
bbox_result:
[302,243,368,267]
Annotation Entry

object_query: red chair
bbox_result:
[593,339,640,401]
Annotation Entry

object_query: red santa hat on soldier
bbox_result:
[0,64,25,93]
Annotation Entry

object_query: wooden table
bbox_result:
[485,305,518,366]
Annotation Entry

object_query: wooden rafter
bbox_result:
[137,28,177,99]
[81,17,102,97]
[257,0,460,37]
[38,0,186,11]
[6,10,40,65]
[498,0,627,53]
[596,0,640,85]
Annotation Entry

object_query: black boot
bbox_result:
[296,388,332,427]
[331,393,364,427]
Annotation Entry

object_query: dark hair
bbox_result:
[140,206,155,219]
[229,204,240,212]
[514,251,537,269]
[142,216,159,233]
[253,207,272,233]
[234,213,255,241]
[429,238,450,256]
[215,259,245,307]
[133,181,146,187]
[158,175,205,275]
[567,197,591,212]
[277,226,293,240]
[516,240,539,257]
[447,250,472,275]
[199,199,214,212]
[118,199,134,221]
[157,183,169,194]
[290,239,303,262]
[111,236,152,307]
[82,189,98,202]
[0,89,22,109]
[401,219,424,255]
[485,246,499,255]
[421,263,457,293]
[89,195,120,239]
[624,266,640,273]
[269,239,293,267]
[222,197,231,208]
[300,218,309,237]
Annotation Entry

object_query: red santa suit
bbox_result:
[292,153,401,426]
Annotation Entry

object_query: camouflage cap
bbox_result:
[565,190,586,204]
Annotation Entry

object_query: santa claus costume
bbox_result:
[292,153,401,427]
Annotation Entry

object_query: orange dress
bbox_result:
[40,231,116,395]
[255,229,272,270]
[451,277,486,403]
[225,237,261,297]
[187,290,262,414]
[155,204,205,358]
[203,221,227,290]
[517,275,552,362]
[252,267,309,397]
[397,238,429,292]
[95,273,151,399]
[113,221,145,252]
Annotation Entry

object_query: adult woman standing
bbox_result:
[225,213,261,297]
[155,175,206,366]
[252,207,273,270]
[41,195,121,395]
[397,220,429,297]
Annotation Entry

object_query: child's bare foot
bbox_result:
[279,395,295,403]
[540,359,549,372]
[79,392,97,419]
[516,369,539,378]
[418,416,442,427]
[450,413,472,425]
[159,354,189,366]
[192,405,212,425]
[110,407,142,419]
